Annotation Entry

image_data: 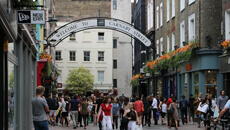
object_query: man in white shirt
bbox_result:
[152,96,158,125]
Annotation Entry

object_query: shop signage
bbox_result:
[186,63,192,71]
[57,83,62,88]
[50,19,151,47]
[17,10,45,24]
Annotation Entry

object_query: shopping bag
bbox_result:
[197,102,208,113]
[88,116,91,122]
[156,111,160,120]
[213,107,219,118]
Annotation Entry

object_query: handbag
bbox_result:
[197,102,208,113]
[167,107,174,115]
[99,111,104,121]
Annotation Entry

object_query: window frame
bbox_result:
[188,13,195,41]
[180,21,185,47]
[160,3,163,27]
[98,32,104,41]
[69,33,76,40]
[98,71,104,82]
[172,33,175,50]
[113,0,117,10]
[167,0,170,22]
[113,39,117,48]
[156,6,159,29]
[225,10,230,40]
[113,79,117,88]
[84,51,90,61]
[98,51,104,61]
[172,0,175,18]
[160,37,163,55]
[69,51,76,61]
[55,51,62,61]
[180,0,185,11]
[113,59,117,69]
[167,36,170,52]
[189,0,196,5]
[156,40,159,55]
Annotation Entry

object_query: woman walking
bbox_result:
[56,97,62,126]
[88,97,93,123]
[61,97,70,127]
[92,96,97,125]
[168,98,179,130]
[134,97,144,127]
[80,97,90,129]
[123,102,139,130]
[142,97,150,126]
[97,96,113,130]
[201,94,212,129]
[159,97,167,125]
[122,97,130,116]
[112,97,120,129]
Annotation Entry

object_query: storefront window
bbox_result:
[157,78,162,97]
[8,42,15,55]
[205,70,217,84]
[194,72,199,98]
[184,73,188,97]
[205,70,218,97]
[8,61,15,129]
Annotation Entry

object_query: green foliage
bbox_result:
[9,71,14,91]
[130,78,139,87]
[66,66,94,95]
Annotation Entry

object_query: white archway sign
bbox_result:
[46,18,151,47]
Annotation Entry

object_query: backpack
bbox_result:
[181,100,187,111]
[168,107,174,115]
[53,99,59,110]
[65,102,69,111]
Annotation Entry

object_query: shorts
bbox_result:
[189,110,194,118]
[62,112,68,117]
[137,111,143,117]
[49,110,57,117]
[161,112,166,118]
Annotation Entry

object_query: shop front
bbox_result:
[219,54,230,97]
[163,68,177,99]
[177,50,223,100]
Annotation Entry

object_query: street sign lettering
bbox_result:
[17,10,45,24]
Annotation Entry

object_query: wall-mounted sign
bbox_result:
[186,63,192,71]
[17,10,45,24]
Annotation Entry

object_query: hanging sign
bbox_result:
[17,10,45,24]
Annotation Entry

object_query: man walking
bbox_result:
[180,95,188,125]
[49,95,59,126]
[69,94,80,129]
[189,94,195,124]
[152,95,158,125]
[217,90,229,125]
[32,86,50,130]
[95,93,104,130]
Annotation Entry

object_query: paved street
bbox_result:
[48,120,204,130]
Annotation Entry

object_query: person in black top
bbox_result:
[189,94,195,124]
[201,94,212,129]
[123,102,139,130]
[46,94,52,124]
[95,93,104,130]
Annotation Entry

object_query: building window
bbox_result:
[55,51,62,61]
[180,21,185,47]
[113,59,117,69]
[84,51,90,61]
[189,0,196,5]
[167,36,170,52]
[156,6,159,29]
[156,40,159,55]
[160,37,163,55]
[188,13,195,41]
[113,0,117,10]
[69,51,76,61]
[167,0,170,22]
[205,70,217,97]
[225,11,230,40]
[180,0,185,11]
[172,0,175,18]
[57,71,62,82]
[113,79,117,88]
[148,1,154,30]
[184,73,188,98]
[98,32,104,40]
[172,33,175,50]
[98,51,104,61]
[98,71,104,82]
[69,33,76,40]
[113,39,117,48]
[160,3,163,27]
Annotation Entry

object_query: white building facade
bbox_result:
[56,0,132,97]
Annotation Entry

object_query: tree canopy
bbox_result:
[65,66,94,95]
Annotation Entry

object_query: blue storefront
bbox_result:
[177,49,223,100]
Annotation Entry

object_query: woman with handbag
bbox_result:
[168,98,179,130]
[123,102,139,130]
[80,97,90,129]
[200,94,212,129]
[134,97,144,127]
[97,96,113,130]
[159,97,167,125]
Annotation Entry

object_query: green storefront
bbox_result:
[177,49,223,100]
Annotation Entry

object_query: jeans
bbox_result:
[112,116,118,129]
[142,113,148,125]
[102,116,112,130]
[71,111,78,127]
[196,114,201,126]
[181,110,187,124]
[152,109,158,125]
[33,121,49,130]
[82,115,88,127]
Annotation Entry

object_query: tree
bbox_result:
[66,66,94,95]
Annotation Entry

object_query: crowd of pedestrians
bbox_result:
[32,85,230,130]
